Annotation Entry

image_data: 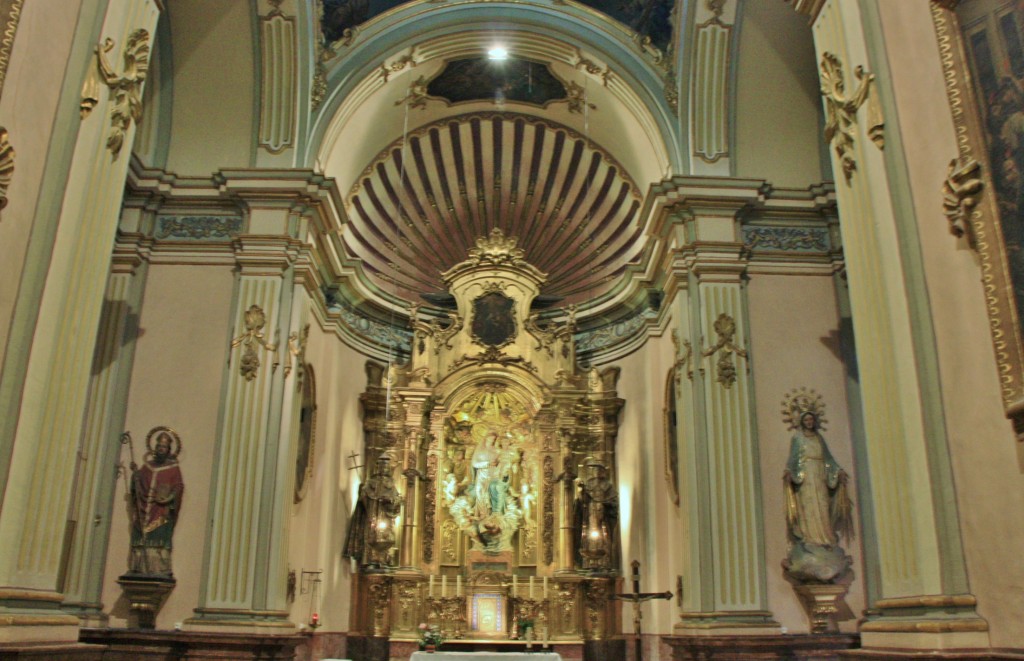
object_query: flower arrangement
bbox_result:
[418,623,444,650]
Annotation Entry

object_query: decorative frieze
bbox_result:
[155,215,243,240]
[742,226,830,252]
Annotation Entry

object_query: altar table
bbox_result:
[410,653,562,661]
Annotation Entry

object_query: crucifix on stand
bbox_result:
[612,560,672,661]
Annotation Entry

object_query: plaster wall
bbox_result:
[746,272,864,634]
[611,328,682,649]
[286,323,370,632]
[733,0,824,187]
[877,2,1024,647]
[0,0,83,376]
[100,262,235,629]
[164,0,256,175]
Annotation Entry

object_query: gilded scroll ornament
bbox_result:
[0,126,12,212]
[410,304,463,355]
[701,313,747,388]
[368,576,394,636]
[820,52,877,184]
[91,30,151,158]
[230,305,278,381]
[467,227,525,265]
[0,0,24,99]
[942,156,984,245]
[525,307,575,358]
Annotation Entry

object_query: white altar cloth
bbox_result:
[410,653,561,661]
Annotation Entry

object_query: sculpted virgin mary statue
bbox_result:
[782,398,855,583]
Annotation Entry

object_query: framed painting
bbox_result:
[932,0,1024,438]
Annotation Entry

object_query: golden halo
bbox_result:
[780,388,827,431]
[145,426,182,459]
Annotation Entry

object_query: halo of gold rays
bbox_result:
[781,387,827,431]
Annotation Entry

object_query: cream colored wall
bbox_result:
[733,0,823,187]
[286,322,371,631]
[100,263,235,629]
[878,2,1024,647]
[0,0,83,373]
[746,273,864,634]
[610,328,683,647]
[164,0,256,175]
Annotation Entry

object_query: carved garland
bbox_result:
[230,304,277,381]
[701,313,747,389]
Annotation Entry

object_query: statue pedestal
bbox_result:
[793,583,848,633]
[117,574,176,629]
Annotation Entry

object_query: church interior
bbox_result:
[1,0,1024,659]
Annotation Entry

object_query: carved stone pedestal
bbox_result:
[794,583,849,634]
[116,574,175,630]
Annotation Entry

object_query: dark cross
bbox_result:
[611,560,672,661]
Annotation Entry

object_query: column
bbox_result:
[0,0,161,645]
[792,0,986,649]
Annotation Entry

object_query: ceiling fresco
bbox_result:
[427,58,568,107]
[343,112,644,305]
[322,0,676,52]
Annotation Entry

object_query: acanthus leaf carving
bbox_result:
[942,156,984,246]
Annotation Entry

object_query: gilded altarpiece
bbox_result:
[346,230,623,648]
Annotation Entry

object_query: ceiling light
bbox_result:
[488,46,509,61]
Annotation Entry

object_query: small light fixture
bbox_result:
[488,46,509,61]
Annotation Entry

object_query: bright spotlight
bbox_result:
[488,46,509,61]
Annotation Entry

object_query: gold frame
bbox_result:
[931,1,1024,438]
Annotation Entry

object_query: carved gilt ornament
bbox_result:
[0,126,12,213]
[701,313,747,389]
[820,52,883,184]
[942,156,983,246]
[231,304,278,381]
[83,30,151,158]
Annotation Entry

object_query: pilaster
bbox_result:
[803,0,987,649]
[671,199,778,634]
[62,225,153,625]
[0,0,161,645]
[188,209,302,631]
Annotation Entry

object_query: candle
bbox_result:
[441,575,447,598]
[543,576,548,599]
[456,575,462,597]
[543,626,549,649]
[529,576,534,599]
[428,574,434,598]
[512,575,518,597]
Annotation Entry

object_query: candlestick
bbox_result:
[512,575,518,597]
[543,576,548,599]
[456,575,462,597]
[441,575,447,598]
[543,625,549,649]
[428,574,434,598]
[529,576,534,599]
